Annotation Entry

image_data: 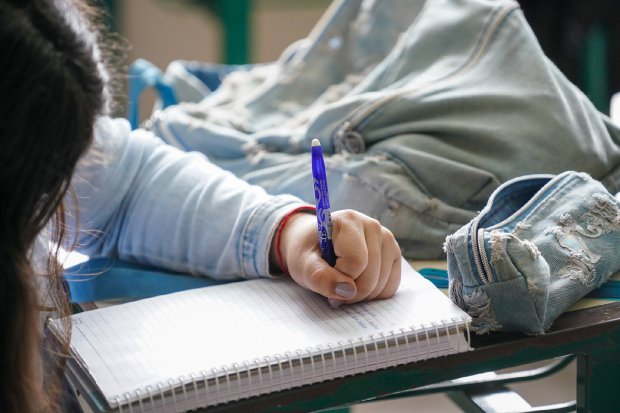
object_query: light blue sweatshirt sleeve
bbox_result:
[67,117,310,280]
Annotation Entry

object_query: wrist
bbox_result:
[272,206,316,274]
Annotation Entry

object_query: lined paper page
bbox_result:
[59,258,468,404]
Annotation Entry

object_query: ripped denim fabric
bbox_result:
[444,171,620,335]
[147,0,620,259]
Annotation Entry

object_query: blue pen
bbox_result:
[311,138,337,266]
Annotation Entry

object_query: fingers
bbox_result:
[282,208,402,307]
[330,210,401,304]
[331,210,369,278]
[343,219,382,300]
[367,227,401,300]
[374,250,401,300]
[279,213,359,301]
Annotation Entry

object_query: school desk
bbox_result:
[72,259,620,413]
[197,301,620,413]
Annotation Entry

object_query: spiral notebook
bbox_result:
[48,258,471,413]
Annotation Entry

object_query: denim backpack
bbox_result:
[141,0,620,260]
[444,171,620,335]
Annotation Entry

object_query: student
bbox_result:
[0,1,401,412]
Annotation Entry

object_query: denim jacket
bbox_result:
[65,117,309,280]
[147,0,620,259]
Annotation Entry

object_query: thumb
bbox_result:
[303,255,357,302]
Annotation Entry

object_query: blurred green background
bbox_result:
[101,0,618,113]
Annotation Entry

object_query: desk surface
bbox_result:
[201,302,620,412]
[77,261,620,412]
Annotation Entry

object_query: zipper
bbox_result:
[470,215,493,285]
[477,228,494,284]
[333,3,519,144]
[469,173,561,285]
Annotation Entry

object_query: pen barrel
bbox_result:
[312,145,337,266]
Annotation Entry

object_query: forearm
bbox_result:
[67,117,310,279]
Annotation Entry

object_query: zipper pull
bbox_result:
[334,121,365,154]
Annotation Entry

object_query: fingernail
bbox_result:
[328,298,343,308]
[335,283,355,299]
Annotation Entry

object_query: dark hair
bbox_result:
[0,0,110,411]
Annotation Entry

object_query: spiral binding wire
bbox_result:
[108,316,471,412]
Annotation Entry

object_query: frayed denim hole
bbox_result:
[512,221,532,238]
[467,277,549,335]
[489,230,512,266]
[442,238,452,255]
[557,252,597,288]
[490,231,542,300]
[519,240,543,298]
[449,277,465,309]
[545,192,620,287]
[546,215,598,284]
[462,289,502,335]
[444,227,471,310]
[446,235,466,309]
[583,192,620,233]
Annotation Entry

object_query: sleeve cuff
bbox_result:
[240,195,314,279]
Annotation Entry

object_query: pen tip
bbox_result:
[311,138,321,147]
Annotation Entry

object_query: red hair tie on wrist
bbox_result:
[275,205,316,274]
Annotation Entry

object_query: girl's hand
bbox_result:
[275,209,401,306]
